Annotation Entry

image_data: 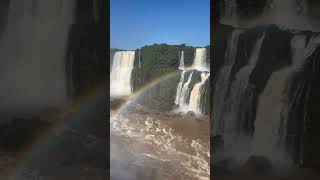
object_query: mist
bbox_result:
[0,1,75,113]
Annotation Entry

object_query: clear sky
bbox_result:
[110,0,210,50]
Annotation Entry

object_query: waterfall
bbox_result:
[193,48,209,72]
[138,50,141,69]
[220,0,238,27]
[264,0,310,30]
[252,67,293,165]
[110,51,135,97]
[189,72,210,115]
[212,30,242,136]
[175,71,186,105]
[174,47,210,116]
[0,0,75,111]
[179,51,185,70]
[176,71,194,113]
[223,33,265,149]
[252,34,320,164]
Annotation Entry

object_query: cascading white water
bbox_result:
[179,51,185,70]
[175,71,186,105]
[252,34,320,164]
[212,30,242,136]
[220,0,239,27]
[264,0,310,30]
[222,33,265,152]
[188,72,210,116]
[174,47,210,115]
[177,71,194,112]
[0,0,75,111]
[193,48,209,72]
[281,34,320,154]
[110,51,135,97]
[138,50,141,69]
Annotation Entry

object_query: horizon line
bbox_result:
[111,43,210,51]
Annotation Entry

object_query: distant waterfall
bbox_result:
[193,48,209,72]
[220,0,238,27]
[138,50,141,69]
[189,72,210,115]
[0,0,75,110]
[174,47,210,116]
[175,51,186,105]
[175,71,186,105]
[110,51,135,97]
[178,71,194,111]
[252,34,320,164]
[213,30,242,136]
[179,51,185,70]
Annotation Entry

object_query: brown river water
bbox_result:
[110,99,210,180]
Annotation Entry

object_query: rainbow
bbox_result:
[8,68,194,178]
[8,82,106,178]
[111,67,195,118]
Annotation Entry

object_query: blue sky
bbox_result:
[110,0,210,50]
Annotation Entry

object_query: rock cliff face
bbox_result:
[216,0,320,31]
[67,0,107,100]
[213,9,320,169]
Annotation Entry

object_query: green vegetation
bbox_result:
[132,43,205,90]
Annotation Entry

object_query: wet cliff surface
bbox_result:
[212,1,320,177]
[217,0,320,31]
[214,26,320,162]
[67,0,108,99]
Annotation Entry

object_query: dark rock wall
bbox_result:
[217,0,320,31]
[212,22,320,167]
[302,47,320,168]
[67,0,108,100]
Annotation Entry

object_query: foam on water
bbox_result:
[111,111,209,179]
